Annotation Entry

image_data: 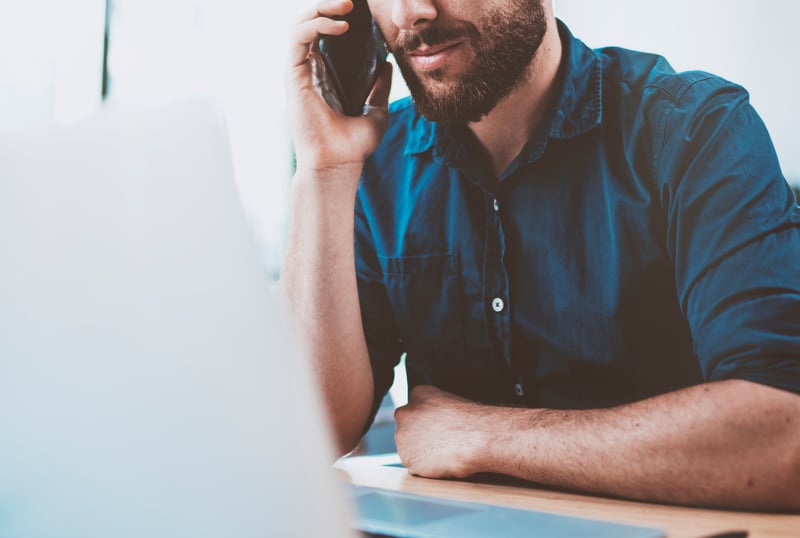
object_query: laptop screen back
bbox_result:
[0,100,355,538]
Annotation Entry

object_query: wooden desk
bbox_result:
[336,454,800,538]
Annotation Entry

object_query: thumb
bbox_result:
[365,61,393,111]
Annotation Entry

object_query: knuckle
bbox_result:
[394,406,407,421]
[397,451,410,469]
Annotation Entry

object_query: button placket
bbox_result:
[483,189,512,369]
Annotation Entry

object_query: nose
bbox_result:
[391,0,438,30]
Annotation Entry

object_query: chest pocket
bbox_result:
[378,254,463,361]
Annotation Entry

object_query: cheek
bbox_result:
[366,1,398,42]
[375,19,398,47]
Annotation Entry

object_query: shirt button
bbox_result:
[492,198,500,212]
[513,383,524,397]
[491,297,505,313]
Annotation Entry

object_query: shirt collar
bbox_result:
[404,20,603,157]
[547,20,603,140]
[404,112,438,155]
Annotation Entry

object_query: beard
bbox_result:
[392,0,548,124]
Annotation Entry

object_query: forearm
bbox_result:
[283,0,394,454]
[280,168,374,454]
[477,380,800,510]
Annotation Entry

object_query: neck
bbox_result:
[468,17,563,180]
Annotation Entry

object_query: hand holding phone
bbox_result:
[288,0,393,175]
[317,0,389,116]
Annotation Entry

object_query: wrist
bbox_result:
[292,165,362,202]
[460,405,509,475]
[473,406,548,476]
[294,160,365,185]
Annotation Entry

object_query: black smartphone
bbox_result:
[317,0,389,116]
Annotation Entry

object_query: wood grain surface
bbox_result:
[336,454,800,538]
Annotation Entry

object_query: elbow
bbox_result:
[787,443,800,511]
[777,415,800,511]
[328,404,373,459]
[335,434,363,459]
[331,425,369,460]
[752,436,800,512]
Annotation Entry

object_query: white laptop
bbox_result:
[0,99,355,538]
[0,98,664,538]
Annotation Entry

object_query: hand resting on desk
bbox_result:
[393,382,800,512]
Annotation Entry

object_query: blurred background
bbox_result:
[1,0,798,279]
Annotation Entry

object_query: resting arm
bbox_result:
[395,381,800,511]
[282,0,393,454]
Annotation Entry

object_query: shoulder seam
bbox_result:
[645,74,718,105]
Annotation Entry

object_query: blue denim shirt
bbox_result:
[355,21,800,417]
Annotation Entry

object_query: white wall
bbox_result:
[107,0,304,274]
[0,0,105,128]
[555,0,799,185]
[0,0,305,275]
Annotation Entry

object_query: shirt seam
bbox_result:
[651,76,718,183]
[660,98,755,315]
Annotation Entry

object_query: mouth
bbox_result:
[405,41,464,71]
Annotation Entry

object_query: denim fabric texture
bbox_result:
[355,21,800,421]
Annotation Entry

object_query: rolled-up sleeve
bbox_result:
[354,189,404,431]
[657,76,800,393]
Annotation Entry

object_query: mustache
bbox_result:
[394,22,478,54]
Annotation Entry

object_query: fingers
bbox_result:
[290,0,354,69]
[408,384,439,400]
[296,0,353,24]
[394,403,410,425]
[362,62,393,121]
[365,61,393,110]
[290,18,348,68]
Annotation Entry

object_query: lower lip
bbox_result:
[408,43,461,71]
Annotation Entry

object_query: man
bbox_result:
[283,0,800,510]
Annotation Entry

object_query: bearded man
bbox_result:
[283,0,800,510]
